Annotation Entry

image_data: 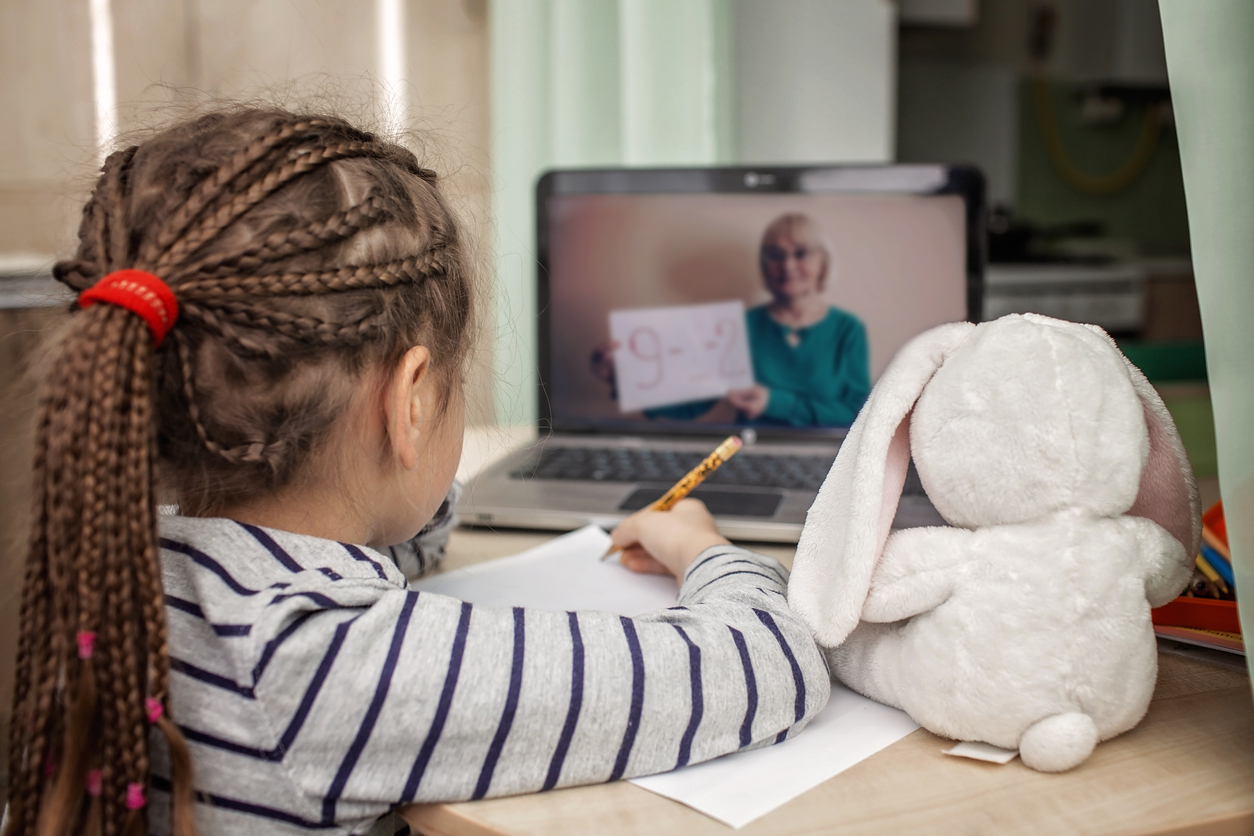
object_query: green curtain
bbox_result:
[1159,0,1254,686]
[489,0,736,425]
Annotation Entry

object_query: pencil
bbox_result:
[601,435,744,560]
[1195,553,1230,595]
[1201,525,1231,563]
[1200,542,1236,588]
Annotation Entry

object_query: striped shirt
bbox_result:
[149,516,830,835]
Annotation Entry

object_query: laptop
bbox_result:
[459,163,985,543]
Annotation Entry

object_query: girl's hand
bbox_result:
[727,385,770,419]
[609,499,730,578]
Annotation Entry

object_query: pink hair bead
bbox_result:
[145,697,164,723]
[125,782,146,810]
[86,769,103,796]
[77,631,97,660]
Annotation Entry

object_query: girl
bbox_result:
[5,109,829,836]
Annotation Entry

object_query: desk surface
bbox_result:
[403,527,1254,836]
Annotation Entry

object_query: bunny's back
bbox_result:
[894,515,1160,747]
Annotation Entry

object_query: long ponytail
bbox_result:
[5,150,196,836]
[5,109,470,836]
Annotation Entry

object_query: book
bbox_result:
[1154,624,1244,655]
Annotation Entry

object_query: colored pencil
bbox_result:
[1201,525,1231,562]
[1195,554,1230,595]
[1200,543,1236,588]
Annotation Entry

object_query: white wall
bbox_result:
[735,0,897,164]
[0,0,96,255]
[0,0,494,425]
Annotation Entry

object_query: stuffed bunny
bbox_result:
[788,313,1200,772]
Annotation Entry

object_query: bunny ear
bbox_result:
[789,321,977,648]
[1070,320,1199,552]
[1123,359,1202,555]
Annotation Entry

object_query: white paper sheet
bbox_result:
[633,683,919,828]
[609,301,755,413]
[412,525,920,829]
[943,741,1018,764]
[411,525,679,616]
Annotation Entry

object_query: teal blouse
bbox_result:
[647,305,871,427]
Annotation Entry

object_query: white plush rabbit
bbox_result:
[788,313,1201,772]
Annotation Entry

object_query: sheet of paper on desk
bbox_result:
[410,525,679,615]
[411,525,919,829]
[632,685,919,828]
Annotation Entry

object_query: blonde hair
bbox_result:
[758,212,834,289]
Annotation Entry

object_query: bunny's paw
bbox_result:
[1018,713,1098,772]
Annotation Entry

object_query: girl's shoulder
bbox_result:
[158,515,408,589]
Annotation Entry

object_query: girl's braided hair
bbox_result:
[5,109,472,836]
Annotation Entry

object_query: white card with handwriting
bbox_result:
[609,301,755,413]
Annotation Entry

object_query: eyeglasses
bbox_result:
[762,246,817,264]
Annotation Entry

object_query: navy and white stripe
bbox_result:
[471,607,526,799]
[149,516,828,836]
[729,627,758,748]
[672,625,703,768]
[541,612,585,791]
[608,617,646,782]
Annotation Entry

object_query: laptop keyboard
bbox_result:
[510,445,929,494]
[511,446,827,490]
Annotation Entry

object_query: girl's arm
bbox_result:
[233,545,827,825]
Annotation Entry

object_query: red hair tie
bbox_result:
[78,269,179,346]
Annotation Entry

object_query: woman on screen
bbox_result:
[729,212,871,426]
[594,213,871,427]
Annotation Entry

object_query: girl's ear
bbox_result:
[788,321,976,649]
[387,345,433,471]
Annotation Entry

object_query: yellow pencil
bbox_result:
[601,435,744,560]
[1201,525,1231,562]
[1195,553,1230,594]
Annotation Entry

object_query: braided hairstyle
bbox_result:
[5,110,472,836]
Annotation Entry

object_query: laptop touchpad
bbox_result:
[616,485,785,518]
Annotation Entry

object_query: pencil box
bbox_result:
[1203,501,1227,543]
[1151,597,1241,634]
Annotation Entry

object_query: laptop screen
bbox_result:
[538,166,983,439]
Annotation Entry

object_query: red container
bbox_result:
[1203,501,1228,545]
[1151,597,1241,634]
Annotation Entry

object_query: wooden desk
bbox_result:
[404,527,1254,836]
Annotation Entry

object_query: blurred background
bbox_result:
[0,0,1211,799]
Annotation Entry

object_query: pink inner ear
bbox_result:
[878,415,912,550]
[1128,401,1196,551]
